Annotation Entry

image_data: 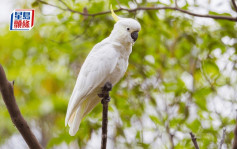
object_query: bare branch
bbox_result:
[133,0,139,6]
[98,82,112,149]
[37,0,237,22]
[233,123,237,149]
[0,64,43,149]
[116,0,122,8]
[49,17,92,44]
[165,123,174,149]
[58,0,71,9]
[232,0,237,12]
[190,132,200,149]
[37,0,68,11]
[235,109,237,121]
[233,111,237,149]
[219,128,226,149]
[175,0,178,8]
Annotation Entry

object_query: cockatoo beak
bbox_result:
[110,5,120,22]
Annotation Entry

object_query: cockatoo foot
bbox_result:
[98,82,112,103]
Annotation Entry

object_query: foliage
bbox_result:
[0,0,237,148]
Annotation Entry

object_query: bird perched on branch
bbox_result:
[65,6,141,136]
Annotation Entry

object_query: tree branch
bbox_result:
[165,123,174,149]
[175,0,178,8]
[37,0,237,21]
[233,113,237,149]
[232,0,237,12]
[115,0,122,8]
[98,82,112,149]
[219,128,226,149]
[190,132,200,149]
[0,65,43,149]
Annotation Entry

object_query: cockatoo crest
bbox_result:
[110,5,120,22]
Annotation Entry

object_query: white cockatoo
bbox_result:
[65,6,141,136]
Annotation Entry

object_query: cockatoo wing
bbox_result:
[65,43,119,126]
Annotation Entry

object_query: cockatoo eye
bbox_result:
[127,28,130,31]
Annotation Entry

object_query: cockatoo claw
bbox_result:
[101,97,111,104]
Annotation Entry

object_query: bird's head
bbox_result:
[109,6,141,44]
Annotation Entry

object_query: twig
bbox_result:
[58,0,71,9]
[133,0,139,7]
[116,0,122,8]
[49,18,92,44]
[233,123,237,149]
[165,123,174,149]
[37,0,237,22]
[219,128,226,149]
[233,110,237,149]
[37,0,68,12]
[190,132,200,149]
[232,0,237,12]
[0,65,43,149]
[235,109,237,121]
[98,82,112,149]
[175,0,178,8]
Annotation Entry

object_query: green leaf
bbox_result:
[193,87,212,110]
[187,119,201,133]
[149,115,161,124]
[202,61,220,80]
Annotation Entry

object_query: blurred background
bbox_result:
[0,0,237,148]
